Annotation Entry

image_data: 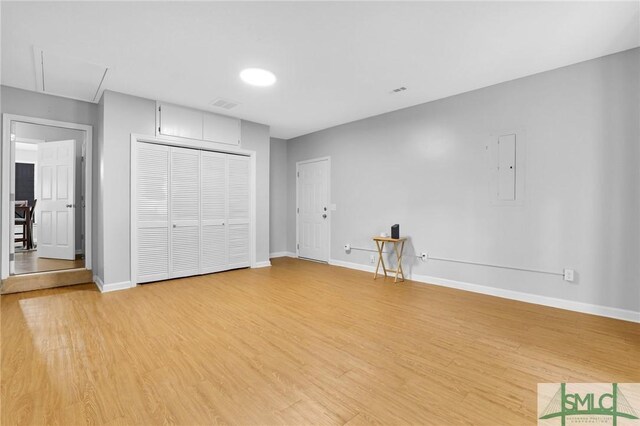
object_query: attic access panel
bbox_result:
[34,47,109,103]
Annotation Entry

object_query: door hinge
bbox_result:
[297,171,299,177]
[81,234,84,240]
[297,207,299,213]
[297,243,299,250]
[158,106,161,112]
[158,127,161,133]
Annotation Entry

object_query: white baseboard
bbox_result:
[329,258,375,273]
[93,275,104,291]
[253,261,272,268]
[94,275,133,293]
[270,251,297,258]
[328,258,640,323]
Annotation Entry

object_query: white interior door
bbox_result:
[297,158,329,262]
[170,146,200,278]
[227,155,250,269]
[135,142,170,283]
[200,151,228,273]
[37,140,75,260]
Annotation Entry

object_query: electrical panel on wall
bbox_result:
[487,131,525,205]
[497,134,516,201]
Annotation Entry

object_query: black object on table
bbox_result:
[391,224,399,239]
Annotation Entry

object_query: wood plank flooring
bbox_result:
[1,257,638,425]
[1,268,93,295]
[13,251,84,275]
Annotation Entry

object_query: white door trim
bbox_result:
[295,156,331,262]
[130,133,257,286]
[1,114,93,279]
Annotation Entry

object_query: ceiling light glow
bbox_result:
[240,68,276,87]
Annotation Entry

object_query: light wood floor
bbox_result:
[1,258,638,425]
[13,250,84,275]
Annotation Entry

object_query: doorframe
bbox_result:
[295,156,331,262]
[129,133,257,286]
[1,113,93,279]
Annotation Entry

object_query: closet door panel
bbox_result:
[171,226,200,276]
[228,223,250,267]
[200,151,227,273]
[136,143,169,283]
[227,155,251,268]
[170,147,200,278]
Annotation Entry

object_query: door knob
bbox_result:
[66,204,73,208]
[322,214,327,219]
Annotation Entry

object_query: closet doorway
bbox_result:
[130,135,257,286]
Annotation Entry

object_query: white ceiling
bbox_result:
[2,1,638,139]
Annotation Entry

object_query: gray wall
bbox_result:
[1,87,270,284]
[99,90,271,285]
[100,90,157,285]
[240,120,271,265]
[286,48,640,313]
[269,137,288,254]
[0,85,99,277]
[1,85,98,126]
[95,96,104,281]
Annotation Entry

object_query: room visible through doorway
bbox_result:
[9,121,87,275]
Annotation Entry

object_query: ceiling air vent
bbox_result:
[391,86,407,93]
[210,98,240,110]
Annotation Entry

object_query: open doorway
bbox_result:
[13,123,85,274]
[2,114,92,283]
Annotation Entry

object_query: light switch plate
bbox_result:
[331,204,337,211]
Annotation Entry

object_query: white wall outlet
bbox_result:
[344,243,351,252]
[420,253,428,261]
[563,269,575,282]
[369,254,376,264]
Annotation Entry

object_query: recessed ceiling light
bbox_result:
[240,68,276,87]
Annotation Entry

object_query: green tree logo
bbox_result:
[540,383,639,425]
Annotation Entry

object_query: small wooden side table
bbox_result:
[373,236,406,283]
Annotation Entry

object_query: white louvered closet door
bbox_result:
[227,155,251,269]
[170,147,201,278]
[200,151,227,273]
[136,143,170,283]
